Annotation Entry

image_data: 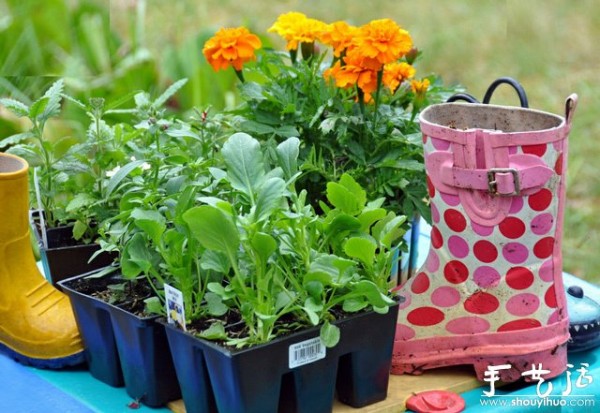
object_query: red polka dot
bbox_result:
[431,226,443,249]
[522,144,547,157]
[555,153,564,175]
[499,217,526,239]
[528,189,552,211]
[407,307,445,327]
[534,237,555,258]
[411,272,430,294]
[545,284,557,308]
[422,134,428,144]
[444,209,467,232]
[427,176,435,198]
[473,240,498,263]
[506,267,535,290]
[497,319,542,332]
[464,291,500,315]
[444,261,469,284]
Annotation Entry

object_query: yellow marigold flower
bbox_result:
[320,21,358,57]
[268,12,327,51]
[411,78,430,95]
[353,18,413,68]
[383,62,416,93]
[202,27,262,72]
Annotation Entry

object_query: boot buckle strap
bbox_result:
[487,168,520,196]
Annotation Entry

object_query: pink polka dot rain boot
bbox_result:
[392,94,578,383]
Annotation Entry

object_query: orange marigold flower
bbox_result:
[268,12,327,51]
[383,62,416,93]
[411,78,431,95]
[203,27,262,72]
[320,21,358,57]
[326,52,378,102]
[353,19,413,68]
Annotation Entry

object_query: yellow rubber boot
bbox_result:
[0,152,84,368]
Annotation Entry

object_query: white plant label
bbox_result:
[289,337,326,369]
[164,283,186,331]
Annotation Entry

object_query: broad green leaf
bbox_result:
[221,132,265,201]
[304,281,324,299]
[307,255,356,286]
[205,292,228,316]
[28,96,49,120]
[353,280,396,307]
[251,232,277,265]
[105,160,146,197]
[344,237,377,267]
[375,214,407,249]
[320,321,340,348]
[198,322,228,340]
[274,125,300,138]
[275,137,300,180]
[131,208,166,244]
[207,282,237,300]
[254,177,285,222]
[304,297,323,312]
[275,291,296,311]
[325,214,361,239]
[357,208,387,231]
[66,193,96,213]
[40,79,64,120]
[0,132,35,149]
[121,233,156,278]
[342,297,369,312]
[326,174,366,215]
[183,205,239,256]
[72,220,88,241]
[239,120,275,135]
[302,306,320,325]
[144,296,164,315]
[200,250,231,274]
[0,98,29,117]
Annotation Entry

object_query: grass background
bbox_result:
[2,0,600,281]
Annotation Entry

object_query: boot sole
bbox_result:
[0,341,85,369]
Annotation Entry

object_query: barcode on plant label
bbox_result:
[288,337,326,369]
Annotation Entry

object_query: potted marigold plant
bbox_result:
[202,13,462,283]
[160,132,404,413]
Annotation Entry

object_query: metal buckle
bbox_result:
[487,168,520,196]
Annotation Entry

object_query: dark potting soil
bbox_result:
[67,275,154,317]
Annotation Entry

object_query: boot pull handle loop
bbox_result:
[482,77,529,108]
[446,93,479,103]
[446,77,529,108]
[565,93,578,128]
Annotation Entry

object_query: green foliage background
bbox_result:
[1,0,599,282]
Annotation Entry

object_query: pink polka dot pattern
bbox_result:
[502,242,529,264]
[472,221,494,236]
[473,266,501,288]
[431,286,461,307]
[445,317,491,334]
[395,324,416,340]
[506,293,540,316]
[539,259,554,282]
[395,136,566,343]
[448,235,469,258]
[531,213,554,235]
